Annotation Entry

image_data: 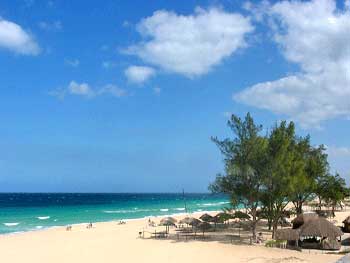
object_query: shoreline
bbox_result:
[0,209,344,263]
[0,209,220,237]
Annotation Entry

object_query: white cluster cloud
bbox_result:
[126,7,253,77]
[38,20,62,31]
[125,66,155,84]
[0,18,40,55]
[68,81,94,97]
[50,81,127,99]
[65,58,80,67]
[235,0,350,128]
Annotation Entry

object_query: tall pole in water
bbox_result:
[182,189,188,214]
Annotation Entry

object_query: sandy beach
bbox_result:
[0,211,346,263]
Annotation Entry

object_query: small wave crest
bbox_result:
[4,222,19,227]
[37,216,50,220]
[198,201,230,207]
[174,208,185,211]
[103,209,150,214]
[160,209,168,212]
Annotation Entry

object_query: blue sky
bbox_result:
[0,0,349,192]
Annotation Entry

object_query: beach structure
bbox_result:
[276,215,343,250]
[214,212,234,224]
[160,217,177,233]
[200,213,214,222]
[291,212,318,229]
[233,211,250,220]
[179,217,201,227]
[342,216,350,232]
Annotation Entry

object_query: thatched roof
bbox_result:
[160,217,177,226]
[214,212,234,223]
[299,217,343,239]
[233,211,250,220]
[275,228,300,241]
[292,212,318,229]
[342,216,350,224]
[179,217,201,226]
[200,213,214,222]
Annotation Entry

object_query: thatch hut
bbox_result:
[291,212,318,229]
[298,217,343,250]
[299,217,342,240]
[276,217,343,250]
[342,216,350,233]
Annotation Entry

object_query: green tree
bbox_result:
[289,137,326,214]
[317,173,348,214]
[261,121,296,237]
[210,113,267,240]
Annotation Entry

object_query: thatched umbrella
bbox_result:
[196,221,212,236]
[298,217,343,240]
[200,213,214,222]
[160,217,177,233]
[233,211,250,220]
[214,212,234,224]
[292,212,318,229]
[179,217,201,227]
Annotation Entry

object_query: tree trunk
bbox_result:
[268,218,272,230]
[294,201,303,215]
[251,211,257,242]
[272,221,278,239]
[318,196,322,210]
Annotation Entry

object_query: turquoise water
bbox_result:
[0,193,230,234]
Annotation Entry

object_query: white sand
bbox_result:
[0,211,344,263]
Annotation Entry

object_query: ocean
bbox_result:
[0,193,229,235]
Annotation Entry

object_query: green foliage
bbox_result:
[316,173,348,211]
[265,239,286,247]
[210,113,266,238]
[210,112,348,240]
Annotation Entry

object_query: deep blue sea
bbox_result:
[0,193,229,235]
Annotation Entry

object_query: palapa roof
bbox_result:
[299,217,343,239]
[160,217,177,226]
[179,217,201,226]
[212,212,233,223]
[292,212,318,229]
[233,211,250,220]
[275,228,300,241]
[200,213,214,222]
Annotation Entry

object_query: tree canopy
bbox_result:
[210,113,348,239]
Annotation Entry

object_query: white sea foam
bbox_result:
[160,209,168,212]
[37,216,50,220]
[199,201,230,207]
[36,226,43,229]
[103,209,150,214]
[4,222,19,226]
[175,208,185,211]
